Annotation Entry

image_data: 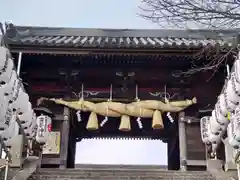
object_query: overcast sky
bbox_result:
[0,0,160,29]
[0,0,167,165]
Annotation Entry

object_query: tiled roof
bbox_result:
[4,24,239,49]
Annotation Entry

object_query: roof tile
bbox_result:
[4,25,237,49]
[7,35,232,48]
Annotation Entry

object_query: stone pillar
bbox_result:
[178,111,187,171]
[59,107,70,169]
[223,139,236,171]
[0,143,2,158]
[9,135,24,168]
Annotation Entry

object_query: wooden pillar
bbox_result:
[68,137,77,168]
[167,138,173,170]
[178,111,187,171]
[168,136,180,170]
[59,106,70,169]
[67,121,77,168]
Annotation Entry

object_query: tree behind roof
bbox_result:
[139,0,240,29]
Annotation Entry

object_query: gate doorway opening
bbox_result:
[75,139,167,166]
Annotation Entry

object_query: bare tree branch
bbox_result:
[139,0,240,28]
[139,0,240,80]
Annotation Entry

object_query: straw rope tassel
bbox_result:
[100,101,109,127]
[152,110,164,129]
[86,111,99,130]
[77,85,84,122]
[135,84,143,129]
[100,85,113,127]
[136,107,143,129]
[119,115,131,131]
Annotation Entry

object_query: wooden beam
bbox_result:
[29,85,187,93]
[21,67,225,88]
[9,45,203,55]
[59,107,70,169]
[178,111,187,171]
[27,81,193,91]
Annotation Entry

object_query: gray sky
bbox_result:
[0,0,160,29]
[0,0,167,165]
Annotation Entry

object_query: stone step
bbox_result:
[33,175,215,180]
[29,166,216,180]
